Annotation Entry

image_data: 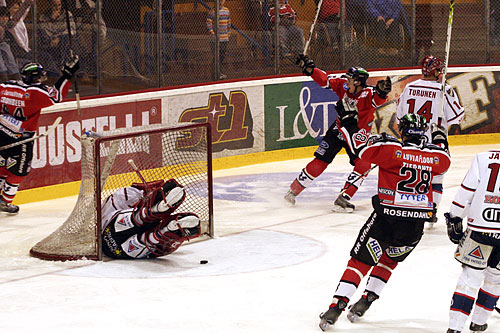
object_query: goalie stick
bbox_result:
[438,0,455,123]
[0,116,62,151]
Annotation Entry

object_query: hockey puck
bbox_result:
[199,260,208,264]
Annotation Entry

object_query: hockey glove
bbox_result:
[296,54,315,76]
[336,96,358,126]
[62,55,80,80]
[375,76,392,99]
[431,123,449,150]
[444,212,464,244]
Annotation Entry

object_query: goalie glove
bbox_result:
[336,96,358,126]
[375,76,392,99]
[444,212,464,244]
[431,123,449,150]
[296,54,315,76]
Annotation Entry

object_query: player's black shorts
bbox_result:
[314,122,357,165]
[350,210,425,266]
[0,131,34,177]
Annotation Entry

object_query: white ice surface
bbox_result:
[1,144,500,333]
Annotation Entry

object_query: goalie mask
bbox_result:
[21,63,47,84]
[398,114,428,142]
[343,67,369,87]
[421,56,443,77]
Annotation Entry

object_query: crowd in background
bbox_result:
[0,1,496,96]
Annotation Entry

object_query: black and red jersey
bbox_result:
[341,124,451,220]
[311,68,387,132]
[0,78,71,136]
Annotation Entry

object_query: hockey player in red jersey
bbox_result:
[101,178,201,259]
[0,55,79,213]
[284,54,391,212]
[318,104,451,331]
[445,150,500,333]
[397,55,464,225]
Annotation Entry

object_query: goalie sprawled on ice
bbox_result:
[101,179,201,259]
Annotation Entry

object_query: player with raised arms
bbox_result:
[0,55,80,213]
[285,54,391,212]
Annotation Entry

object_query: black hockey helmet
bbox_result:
[343,67,369,86]
[398,114,428,141]
[21,62,47,84]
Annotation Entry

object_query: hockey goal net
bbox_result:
[30,122,213,261]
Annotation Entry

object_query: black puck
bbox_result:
[200,260,208,264]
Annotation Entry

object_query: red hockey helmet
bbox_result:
[421,56,443,76]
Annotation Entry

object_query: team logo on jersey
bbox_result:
[353,128,369,149]
[24,93,29,99]
[343,83,349,91]
[434,157,439,164]
[128,241,139,253]
[367,237,383,263]
[482,208,500,222]
[468,246,484,260]
[395,150,402,159]
[117,217,127,226]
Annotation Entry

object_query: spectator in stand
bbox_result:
[491,1,500,46]
[268,0,304,59]
[0,6,19,81]
[207,0,231,80]
[415,3,433,64]
[5,0,33,64]
[365,0,410,56]
[65,0,106,80]
[315,0,343,50]
[38,0,76,73]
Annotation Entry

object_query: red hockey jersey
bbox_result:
[0,79,71,137]
[311,68,387,132]
[341,126,451,220]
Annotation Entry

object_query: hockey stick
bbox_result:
[61,0,82,116]
[303,0,323,55]
[0,116,62,151]
[128,159,149,190]
[438,0,455,123]
[339,164,378,196]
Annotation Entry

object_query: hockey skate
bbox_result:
[319,298,347,331]
[470,322,487,332]
[0,200,19,214]
[347,291,378,323]
[284,189,297,206]
[332,194,355,213]
[446,330,461,333]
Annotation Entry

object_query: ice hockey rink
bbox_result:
[2,143,500,333]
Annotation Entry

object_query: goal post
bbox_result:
[30,122,213,261]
